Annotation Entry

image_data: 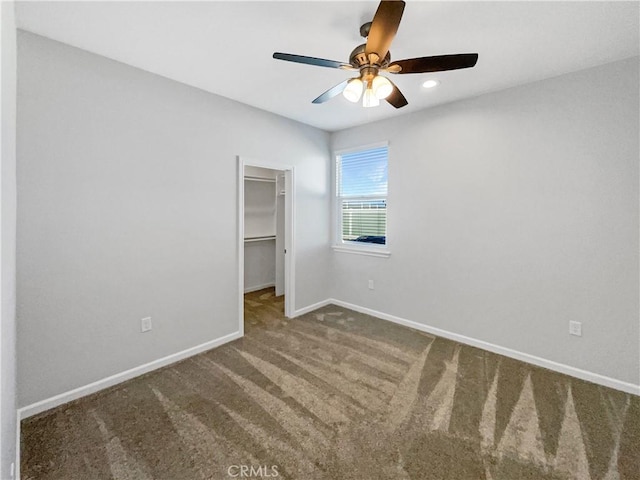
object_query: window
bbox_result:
[335,144,389,256]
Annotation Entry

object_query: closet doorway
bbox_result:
[237,157,295,334]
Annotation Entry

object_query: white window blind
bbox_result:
[336,145,388,246]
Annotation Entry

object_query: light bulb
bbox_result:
[422,79,440,89]
[343,78,364,103]
[362,88,380,108]
[372,75,393,99]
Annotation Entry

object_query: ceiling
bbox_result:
[16,1,640,132]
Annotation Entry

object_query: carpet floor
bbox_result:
[21,289,639,479]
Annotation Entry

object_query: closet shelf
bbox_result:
[244,235,276,243]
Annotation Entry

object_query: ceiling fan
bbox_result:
[273,0,478,109]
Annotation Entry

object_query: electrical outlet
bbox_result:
[569,321,582,337]
[368,279,374,290]
[141,317,152,333]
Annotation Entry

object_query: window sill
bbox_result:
[332,245,391,258]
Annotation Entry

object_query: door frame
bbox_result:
[237,156,295,335]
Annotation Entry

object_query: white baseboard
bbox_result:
[328,299,640,396]
[292,299,332,318]
[17,298,639,424]
[18,330,243,420]
[244,282,276,293]
[244,282,275,294]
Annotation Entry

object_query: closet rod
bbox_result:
[244,176,276,183]
[244,235,276,243]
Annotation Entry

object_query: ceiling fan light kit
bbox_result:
[371,75,393,99]
[362,87,380,108]
[273,0,478,109]
[343,73,393,105]
[343,78,364,103]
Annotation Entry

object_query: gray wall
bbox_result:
[15,29,639,410]
[1,2,18,476]
[17,32,331,407]
[331,57,639,385]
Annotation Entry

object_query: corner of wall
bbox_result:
[1,1,19,477]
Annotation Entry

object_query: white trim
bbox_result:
[332,245,391,258]
[244,282,276,294]
[292,299,332,318]
[327,298,640,396]
[16,296,639,426]
[238,158,245,337]
[14,410,20,480]
[333,143,391,255]
[18,331,242,420]
[285,168,296,316]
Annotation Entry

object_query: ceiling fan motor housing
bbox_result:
[349,43,391,69]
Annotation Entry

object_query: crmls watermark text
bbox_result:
[227,465,280,478]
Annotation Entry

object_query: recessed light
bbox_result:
[422,79,440,89]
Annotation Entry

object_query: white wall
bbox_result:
[244,179,277,238]
[244,241,276,292]
[1,1,18,477]
[331,57,639,386]
[16,31,331,408]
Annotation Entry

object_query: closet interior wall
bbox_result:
[243,166,284,294]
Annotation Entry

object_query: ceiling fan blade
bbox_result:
[386,80,408,109]
[389,54,479,74]
[312,80,350,104]
[273,52,355,70]
[365,0,406,61]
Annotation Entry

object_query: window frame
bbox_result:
[332,142,391,258]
